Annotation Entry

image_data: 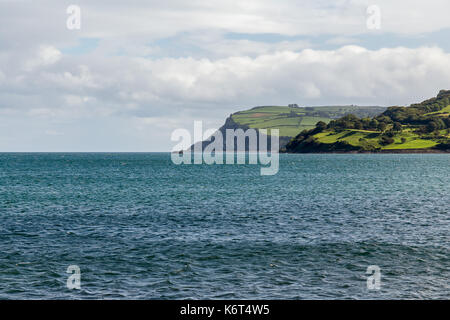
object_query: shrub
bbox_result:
[380,136,395,146]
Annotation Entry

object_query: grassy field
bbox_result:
[231,105,384,137]
[312,127,443,150]
[425,105,450,116]
[232,107,326,136]
[383,138,438,150]
[285,92,450,152]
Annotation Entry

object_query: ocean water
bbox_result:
[0,153,448,299]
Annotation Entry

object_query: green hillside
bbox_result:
[231,105,385,137]
[285,90,450,152]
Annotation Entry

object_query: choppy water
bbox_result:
[0,153,449,299]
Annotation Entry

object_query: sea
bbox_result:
[0,153,448,299]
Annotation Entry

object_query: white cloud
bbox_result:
[1,1,450,55]
[123,46,450,107]
[81,0,450,37]
[24,46,62,71]
[6,45,450,119]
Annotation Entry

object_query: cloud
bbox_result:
[24,46,62,71]
[4,45,450,119]
[1,1,450,53]
[75,0,450,37]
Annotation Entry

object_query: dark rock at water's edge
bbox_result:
[187,116,291,152]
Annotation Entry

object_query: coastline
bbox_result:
[282,149,450,154]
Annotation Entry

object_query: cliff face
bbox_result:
[188,116,291,152]
[187,104,388,152]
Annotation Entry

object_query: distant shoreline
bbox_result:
[282,149,450,154]
[173,149,450,154]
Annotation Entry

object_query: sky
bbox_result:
[1,0,450,151]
